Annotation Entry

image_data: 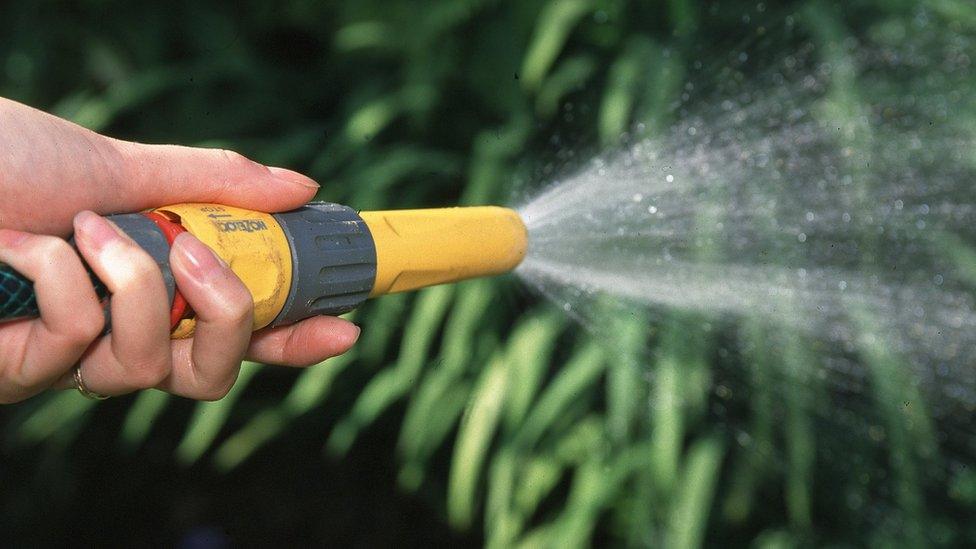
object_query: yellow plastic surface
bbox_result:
[155,203,293,338]
[360,206,527,297]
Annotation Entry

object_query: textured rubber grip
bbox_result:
[0,264,102,322]
[0,214,174,325]
[0,264,39,321]
[270,203,377,327]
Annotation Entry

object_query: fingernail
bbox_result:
[74,211,124,251]
[337,322,361,349]
[173,232,225,281]
[268,166,320,189]
[0,229,30,248]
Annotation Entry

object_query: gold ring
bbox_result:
[73,366,109,400]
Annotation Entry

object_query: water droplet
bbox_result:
[805,211,815,222]
[797,233,807,242]
[839,280,848,290]
[894,199,904,210]
[842,212,852,223]
[648,205,658,214]
[736,431,752,447]
[666,174,674,183]
[632,193,643,202]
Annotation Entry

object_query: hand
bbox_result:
[0,97,360,403]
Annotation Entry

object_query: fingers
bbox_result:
[3,98,320,236]
[159,233,255,400]
[0,98,319,235]
[67,212,172,395]
[246,316,361,367]
[0,216,358,403]
[0,229,104,403]
[109,140,319,214]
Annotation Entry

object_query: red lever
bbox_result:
[142,211,192,329]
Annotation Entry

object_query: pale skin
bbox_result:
[0,97,360,403]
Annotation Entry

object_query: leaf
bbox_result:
[327,285,454,457]
[212,351,358,471]
[535,55,598,118]
[120,389,170,451]
[14,392,97,446]
[503,309,565,430]
[448,352,509,529]
[520,0,594,92]
[598,37,654,144]
[513,341,605,450]
[666,436,725,549]
[398,279,495,470]
[603,302,647,444]
[175,362,261,466]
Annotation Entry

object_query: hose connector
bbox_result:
[271,204,376,327]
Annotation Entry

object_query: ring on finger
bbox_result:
[73,365,109,400]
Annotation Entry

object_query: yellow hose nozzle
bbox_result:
[63,203,528,337]
[1,201,528,335]
[361,206,527,296]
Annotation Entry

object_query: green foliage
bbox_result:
[2,0,976,546]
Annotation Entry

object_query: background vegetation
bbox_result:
[2,0,975,546]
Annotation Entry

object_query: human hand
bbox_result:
[0,97,360,403]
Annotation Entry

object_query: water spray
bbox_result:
[0,203,528,336]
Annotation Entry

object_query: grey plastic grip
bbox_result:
[270,203,377,327]
[108,213,176,304]
[102,213,176,331]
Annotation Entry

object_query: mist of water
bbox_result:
[515,21,976,420]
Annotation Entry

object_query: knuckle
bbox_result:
[217,149,254,172]
[5,361,43,396]
[215,285,254,326]
[59,313,105,345]
[115,251,163,292]
[35,235,75,265]
[106,256,165,300]
[125,358,170,389]
[80,311,108,340]
[197,378,235,401]
[184,356,239,401]
[3,368,31,395]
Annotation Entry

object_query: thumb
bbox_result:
[108,140,320,215]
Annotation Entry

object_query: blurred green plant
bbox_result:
[1,0,975,546]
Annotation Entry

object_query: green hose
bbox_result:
[0,263,108,323]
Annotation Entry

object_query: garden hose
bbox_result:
[0,203,527,337]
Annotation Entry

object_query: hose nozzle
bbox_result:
[0,203,528,335]
[361,206,527,296]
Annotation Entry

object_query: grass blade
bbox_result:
[448,353,510,529]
